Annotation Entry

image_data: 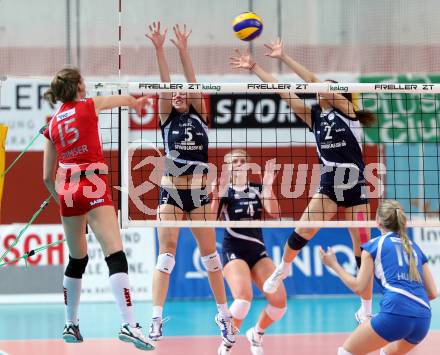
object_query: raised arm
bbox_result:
[145,21,172,123]
[93,95,148,116]
[170,24,207,120]
[265,38,355,118]
[230,49,312,127]
[265,38,320,83]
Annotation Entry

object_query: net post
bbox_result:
[119,101,129,229]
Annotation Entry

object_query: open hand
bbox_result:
[145,21,168,49]
[264,38,284,58]
[229,48,255,70]
[170,24,192,51]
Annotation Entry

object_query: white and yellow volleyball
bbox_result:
[233,12,263,41]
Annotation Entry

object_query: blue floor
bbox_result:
[1,295,439,341]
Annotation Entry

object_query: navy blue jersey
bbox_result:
[362,232,431,318]
[310,105,365,186]
[218,182,264,245]
[160,105,209,176]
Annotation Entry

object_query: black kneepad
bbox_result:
[65,255,89,279]
[105,250,128,276]
[287,231,309,251]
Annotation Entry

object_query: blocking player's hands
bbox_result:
[170,24,192,52]
[145,21,168,49]
[263,159,278,187]
[319,247,339,269]
[264,37,284,59]
[229,49,255,70]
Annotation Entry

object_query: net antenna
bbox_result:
[87,81,440,228]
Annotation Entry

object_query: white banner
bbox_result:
[413,227,440,288]
[0,78,54,151]
[0,224,155,303]
[75,227,155,302]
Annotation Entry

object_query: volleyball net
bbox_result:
[88,82,440,228]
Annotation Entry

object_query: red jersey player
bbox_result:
[42,67,154,351]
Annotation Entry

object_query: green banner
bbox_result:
[359,74,440,143]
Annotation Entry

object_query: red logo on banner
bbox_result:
[129,94,159,130]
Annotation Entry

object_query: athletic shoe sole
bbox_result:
[62,333,83,343]
[148,334,163,342]
[118,333,155,351]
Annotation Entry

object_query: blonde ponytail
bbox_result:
[377,200,422,283]
[396,208,422,282]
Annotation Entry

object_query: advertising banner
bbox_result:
[359,74,440,144]
[0,225,155,303]
[164,227,384,299]
[412,227,440,288]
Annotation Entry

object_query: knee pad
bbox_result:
[105,250,128,276]
[230,299,251,320]
[156,253,175,274]
[202,252,222,272]
[65,255,89,279]
[337,347,353,355]
[287,231,309,251]
[264,304,287,321]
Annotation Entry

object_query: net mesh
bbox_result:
[93,83,440,227]
[1,0,440,76]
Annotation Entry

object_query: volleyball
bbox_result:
[232,12,263,41]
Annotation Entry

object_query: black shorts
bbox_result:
[221,237,268,269]
[159,187,210,213]
[318,182,368,208]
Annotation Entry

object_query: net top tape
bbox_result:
[86,82,440,94]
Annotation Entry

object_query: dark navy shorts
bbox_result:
[222,237,269,269]
[159,187,210,213]
[371,312,431,345]
[318,182,368,208]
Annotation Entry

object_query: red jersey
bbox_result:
[43,98,105,168]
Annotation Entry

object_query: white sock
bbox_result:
[217,303,231,318]
[361,298,372,315]
[278,260,291,276]
[152,305,163,319]
[109,272,136,327]
[255,323,265,334]
[63,276,82,325]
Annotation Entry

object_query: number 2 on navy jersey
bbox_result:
[324,125,333,140]
[58,118,80,147]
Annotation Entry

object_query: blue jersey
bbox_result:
[160,105,209,176]
[362,232,431,318]
[310,105,365,186]
[218,183,264,246]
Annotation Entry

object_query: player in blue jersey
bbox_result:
[230,39,377,322]
[320,200,437,354]
[145,22,235,346]
[212,149,287,355]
